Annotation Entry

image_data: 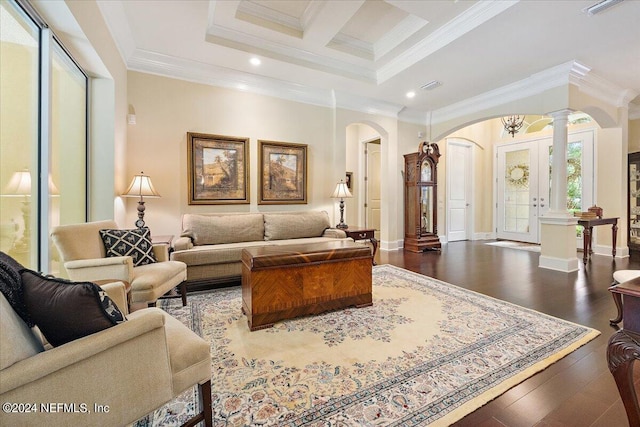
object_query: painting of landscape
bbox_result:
[259,140,307,204]
[187,133,249,204]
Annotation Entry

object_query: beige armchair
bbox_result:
[51,220,188,307]
[0,280,212,427]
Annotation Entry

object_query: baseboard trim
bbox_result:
[593,244,629,259]
[539,255,579,273]
[472,232,495,240]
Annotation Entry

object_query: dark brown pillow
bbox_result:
[21,270,126,347]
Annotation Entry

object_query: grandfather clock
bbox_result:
[404,141,441,252]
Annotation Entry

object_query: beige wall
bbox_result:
[127,71,424,246]
[127,71,336,236]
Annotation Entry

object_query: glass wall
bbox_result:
[0,0,87,273]
[0,0,39,268]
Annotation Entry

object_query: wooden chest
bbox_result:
[241,240,372,331]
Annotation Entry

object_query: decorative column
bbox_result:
[539,109,579,272]
[548,110,571,216]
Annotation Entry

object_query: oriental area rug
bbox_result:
[136,264,599,426]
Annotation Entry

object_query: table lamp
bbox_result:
[331,179,352,229]
[123,172,161,228]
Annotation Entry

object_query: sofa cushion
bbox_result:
[100,227,157,267]
[0,292,44,370]
[173,240,273,266]
[21,270,126,347]
[263,211,330,241]
[181,213,264,245]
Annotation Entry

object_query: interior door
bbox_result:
[447,140,472,241]
[496,142,539,243]
[365,141,381,238]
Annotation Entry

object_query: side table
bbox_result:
[577,217,618,263]
[343,227,378,265]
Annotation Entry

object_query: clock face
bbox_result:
[135,219,145,228]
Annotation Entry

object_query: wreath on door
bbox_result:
[505,164,529,188]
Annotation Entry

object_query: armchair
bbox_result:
[51,220,188,306]
[0,279,212,427]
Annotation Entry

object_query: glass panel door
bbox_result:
[49,41,87,274]
[497,143,539,243]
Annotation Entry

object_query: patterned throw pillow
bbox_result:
[99,228,157,267]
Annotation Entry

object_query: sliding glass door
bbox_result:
[0,0,88,273]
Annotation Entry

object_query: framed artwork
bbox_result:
[345,171,353,190]
[187,132,249,205]
[258,140,307,204]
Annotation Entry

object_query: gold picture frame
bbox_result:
[187,132,249,205]
[258,140,307,204]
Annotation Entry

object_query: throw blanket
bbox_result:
[0,251,32,326]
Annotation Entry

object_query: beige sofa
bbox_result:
[171,211,348,285]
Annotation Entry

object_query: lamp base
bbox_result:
[336,223,348,229]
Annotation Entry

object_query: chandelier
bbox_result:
[501,115,526,137]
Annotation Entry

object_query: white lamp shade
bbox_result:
[123,173,161,198]
[4,170,32,195]
[330,181,352,199]
[3,170,59,196]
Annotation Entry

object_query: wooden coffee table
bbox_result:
[241,240,373,331]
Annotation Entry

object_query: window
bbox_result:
[0,0,87,273]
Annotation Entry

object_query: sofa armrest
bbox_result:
[323,228,347,239]
[99,281,129,315]
[173,236,193,252]
[64,257,134,283]
[0,309,167,395]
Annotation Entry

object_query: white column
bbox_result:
[548,109,571,216]
[539,109,579,272]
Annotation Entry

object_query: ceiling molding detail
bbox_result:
[205,24,377,82]
[430,61,589,125]
[333,92,405,119]
[236,1,303,37]
[127,49,334,108]
[374,15,427,60]
[376,0,519,83]
[96,0,136,62]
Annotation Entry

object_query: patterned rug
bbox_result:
[136,264,599,426]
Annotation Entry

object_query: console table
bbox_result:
[607,278,640,426]
[577,217,618,263]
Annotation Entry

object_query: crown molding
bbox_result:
[300,1,324,31]
[334,91,405,119]
[328,33,374,60]
[377,0,519,83]
[431,60,585,125]
[96,0,136,63]
[374,14,427,60]
[237,0,303,34]
[205,23,376,83]
[578,72,639,108]
[127,49,334,108]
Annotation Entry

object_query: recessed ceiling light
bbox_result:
[250,57,261,66]
[406,91,416,99]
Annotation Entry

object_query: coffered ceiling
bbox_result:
[96,0,640,122]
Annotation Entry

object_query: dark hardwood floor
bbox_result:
[377,240,640,427]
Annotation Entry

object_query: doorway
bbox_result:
[495,130,594,245]
[365,140,381,238]
[446,139,473,242]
